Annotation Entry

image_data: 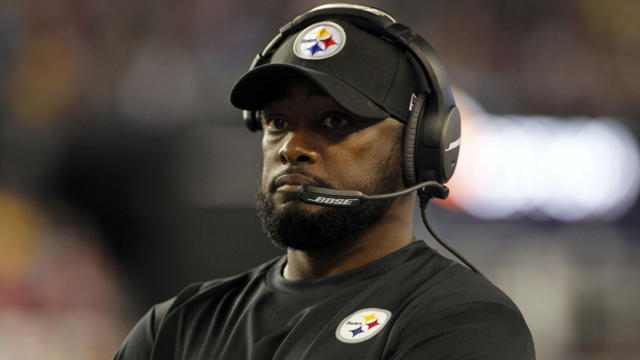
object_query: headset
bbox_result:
[239,4,480,275]
[241,3,461,189]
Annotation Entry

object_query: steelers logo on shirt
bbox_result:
[293,21,346,60]
[335,308,392,344]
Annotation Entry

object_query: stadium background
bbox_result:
[1,0,639,358]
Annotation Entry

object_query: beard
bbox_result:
[256,148,403,252]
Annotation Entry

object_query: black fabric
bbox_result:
[230,19,424,123]
[114,241,535,359]
[230,63,390,121]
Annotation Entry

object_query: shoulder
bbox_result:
[396,244,522,313]
[113,256,282,359]
[169,255,281,309]
[424,262,521,312]
[390,300,535,359]
[388,260,535,359]
[113,297,176,360]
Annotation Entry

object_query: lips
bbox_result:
[274,173,318,191]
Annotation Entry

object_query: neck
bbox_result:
[284,194,416,280]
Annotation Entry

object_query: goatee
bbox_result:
[256,152,402,251]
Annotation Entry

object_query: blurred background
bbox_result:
[1,0,639,358]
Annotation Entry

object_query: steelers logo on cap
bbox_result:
[293,21,346,60]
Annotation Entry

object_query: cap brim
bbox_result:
[230,64,389,120]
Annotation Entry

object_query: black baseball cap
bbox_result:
[230,18,426,123]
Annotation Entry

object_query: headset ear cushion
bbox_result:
[243,110,262,131]
[403,93,425,187]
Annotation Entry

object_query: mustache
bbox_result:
[267,168,334,194]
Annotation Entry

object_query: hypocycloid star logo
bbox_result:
[293,21,346,60]
[335,308,391,344]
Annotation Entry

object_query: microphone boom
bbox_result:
[297,181,448,207]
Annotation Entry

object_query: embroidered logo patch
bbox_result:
[335,308,391,344]
[293,21,346,60]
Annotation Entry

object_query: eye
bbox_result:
[263,115,289,132]
[321,114,350,129]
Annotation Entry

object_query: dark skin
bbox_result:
[261,80,417,280]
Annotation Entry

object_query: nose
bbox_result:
[278,131,320,165]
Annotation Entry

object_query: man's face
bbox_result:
[257,79,405,251]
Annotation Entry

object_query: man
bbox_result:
[115,4,535,359]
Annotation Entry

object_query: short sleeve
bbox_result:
[389,302,535,360]
[113,299,175,360]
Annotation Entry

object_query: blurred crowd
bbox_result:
[2,0,640,129]
[1,0,639,358]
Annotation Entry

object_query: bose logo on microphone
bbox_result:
[308,196,358,205]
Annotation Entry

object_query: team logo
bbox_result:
[293,21,346,60]
[335,308,391,344]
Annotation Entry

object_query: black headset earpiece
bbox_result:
[241,4,460,185]
[383,22,460,185]
[242,109,260,131]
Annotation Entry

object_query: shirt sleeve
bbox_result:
[113,299,175,360]
[389,302,535,360]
